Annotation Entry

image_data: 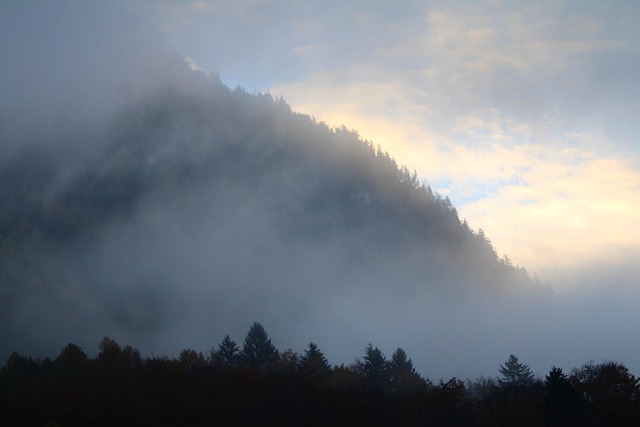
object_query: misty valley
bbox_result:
[2,72,639,426]
[2,5,639,423]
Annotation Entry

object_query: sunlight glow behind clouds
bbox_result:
[155,0,640,288]
[271,72,640,285]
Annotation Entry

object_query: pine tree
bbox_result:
[389,348,416,375]
[362,344,388,387]
[299,342,331,378]
[498,354,535,388]
[215,335,240,367]
[388,347,424,392]
[241,322,276,369]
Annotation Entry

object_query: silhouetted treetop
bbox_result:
[241,322,276,369]
[362,344,389,387]
[213,335,240,367]
[498,354,535,388]
[2,335,640,426]
[299,342,331,378]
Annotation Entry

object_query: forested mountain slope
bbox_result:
[0,64,548,377]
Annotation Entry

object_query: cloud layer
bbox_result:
[247,1,640,285]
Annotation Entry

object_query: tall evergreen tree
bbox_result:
[388,347,423,392]
[215,335,240,367]
[498,354,535,388]
[299,342,331,378]
[241,322,276,369]
[389,348,416,375]
[362,344,388,387]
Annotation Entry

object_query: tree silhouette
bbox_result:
[241,322,276,369]
[53,343,89,384]
[362,344,388,387]
[179,348,206,370]
[96,336,141,378]
[299,342,331,379]
[571,361,640,425]
[389,348,416,375]
[544,366,581,426]
[498,354,535,388]
[214,335,240,367]
[388,348,423,392]
[271,349,299,374]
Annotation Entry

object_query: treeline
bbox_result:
[2,323,639,426]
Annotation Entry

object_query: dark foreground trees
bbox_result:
[571,361,640,426]
[1,332,639,426]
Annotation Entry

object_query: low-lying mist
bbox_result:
[1,1,638,381]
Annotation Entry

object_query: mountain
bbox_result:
[0,71,548,369]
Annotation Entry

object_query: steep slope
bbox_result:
[0,74,544,365]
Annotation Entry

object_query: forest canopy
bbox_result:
[2,327,639,426]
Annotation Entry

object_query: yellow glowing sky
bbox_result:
[269,78,640,286]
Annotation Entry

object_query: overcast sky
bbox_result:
[148,0,640,292]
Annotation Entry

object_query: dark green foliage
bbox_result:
[241,322,276,369]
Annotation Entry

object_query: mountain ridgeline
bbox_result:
[0,72,546,369]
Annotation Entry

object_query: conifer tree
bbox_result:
[388,348,423,392]
[389,348,416,375]
[241,322,276,369]
[299,342,331,378]
[215,335,240,367]
[498,354,535,388]
[362,344,388,386]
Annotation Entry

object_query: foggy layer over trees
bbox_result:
[0,69,541,374]
[1,2,637,379]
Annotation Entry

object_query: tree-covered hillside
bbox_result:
[0,74,545,360]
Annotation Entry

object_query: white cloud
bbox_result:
[184,56,202,71]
